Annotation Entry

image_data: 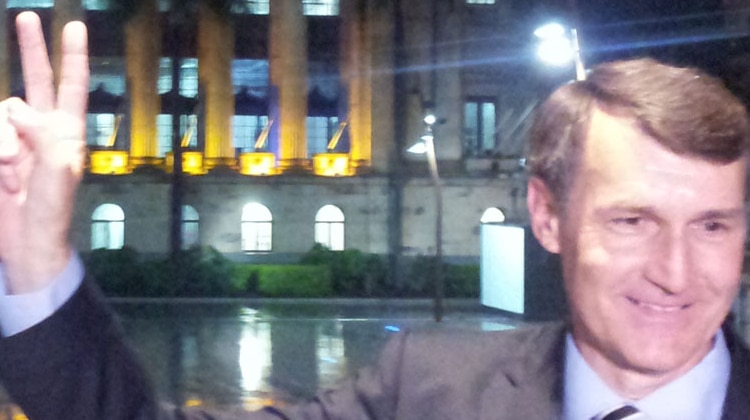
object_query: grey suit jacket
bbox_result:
[1,280,749,420]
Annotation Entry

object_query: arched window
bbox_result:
[242,203,273,252]
[182,205,200,249]
[480,207,506,224]
[91,204,125,250]
[315,205,345,251]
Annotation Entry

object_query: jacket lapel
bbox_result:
[479,323,566,420]
[720,322,750,420]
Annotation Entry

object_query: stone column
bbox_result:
[269,0,309,170]
[126,0,161,166]
[340,0,373,172]
[198,2,236,169]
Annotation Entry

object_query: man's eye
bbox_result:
[612,217,642,226]
[702,221,727,232]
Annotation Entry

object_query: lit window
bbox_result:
[89,58,126,94]
[234,115,270,151]
[243,0,269,14]
[8,0,53,7]
[480,207,506,224]
[466,0,495,4]
[158,58,199,97]
[182,205,199,249]
[307,116,339,156]
[464,99,496,157]
[86,113,116,147]
[83,0,113,10]
[91,204,125,250]
[242,203,273,252]
[303,0,339,16]
[315,205,345,251]
[157,114,199,156]
[232,59,270,91]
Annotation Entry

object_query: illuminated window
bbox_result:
[242,203,273,252]
[303,0,339,16]
[8,0,53,7]
[464,98,497,157]
[86,113,116,146]
[157,114,199,156]
[307,116,339,156]
[158,58,199,97]
[91,204,125,250]
[89,58,126,94]
[466,0,495,4]
[480,207,506,224]
[234,115,269,151]
[83,0,113,10]
[182,205,199,249]
[315,205,344,251]
[243,0,269,14]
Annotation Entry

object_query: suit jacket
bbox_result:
[0,280,749,420]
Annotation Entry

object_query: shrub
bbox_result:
[234,264,332,297]
[299,244,389,297]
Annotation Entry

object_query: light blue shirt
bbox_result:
[562,331,730,420]
[0,253,84,336]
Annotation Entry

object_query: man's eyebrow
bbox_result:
[694,209,747,220]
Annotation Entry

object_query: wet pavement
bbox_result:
[113,299,523,412]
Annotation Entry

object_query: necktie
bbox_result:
[598,404,646,420]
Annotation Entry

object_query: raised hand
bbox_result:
[0,12,89,294]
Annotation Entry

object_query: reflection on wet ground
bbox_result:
[114,299,523,413]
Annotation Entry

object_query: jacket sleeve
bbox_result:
[0,279,408,420]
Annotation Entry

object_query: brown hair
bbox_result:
[526,58,750,206]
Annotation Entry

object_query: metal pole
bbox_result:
[424,126,443,322]
[570,28,586,81]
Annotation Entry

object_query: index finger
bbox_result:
[56,21,89,118]
[16,12,55,112]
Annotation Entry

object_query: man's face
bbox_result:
[542,107,747,387]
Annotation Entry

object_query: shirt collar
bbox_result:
[562,330,730,420]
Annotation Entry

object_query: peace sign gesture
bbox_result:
[0,12,89,294]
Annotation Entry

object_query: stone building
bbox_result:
[2,0,747,268]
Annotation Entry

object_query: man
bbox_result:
[1,11,749,420]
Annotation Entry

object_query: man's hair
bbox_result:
[526,57,750,206]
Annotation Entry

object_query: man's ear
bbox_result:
[527,177,561,254]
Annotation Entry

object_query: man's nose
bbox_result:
[644,228,690,294]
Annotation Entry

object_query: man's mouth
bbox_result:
[627,297,688,313]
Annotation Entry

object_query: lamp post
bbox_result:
[408,113,443,322]
[534,22,586,81]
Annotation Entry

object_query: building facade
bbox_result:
[3,0,747,267]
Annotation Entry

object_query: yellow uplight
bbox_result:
[239,152,277,176]
[313,153,351,177]
[89,150,131,175]
[165,151,206,175]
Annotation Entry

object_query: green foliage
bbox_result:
[84,246,235,297]
[299,244,389,297]
[404,256,480,298]
[233,264,332,298]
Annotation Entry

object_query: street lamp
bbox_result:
[534,22,586,81]
[408,113,444,322]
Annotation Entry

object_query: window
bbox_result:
[157,114,199,156]
[234,115,270,151]
[86,113,117,146]
[315,205,345,250]
[8,0,53,7]
[89,58,126,94]
[158,58,199,97]
[303,0,339,16]
[466,0,495,3]
[307,116,339,156]
[243,0,269,14]
[464,99,497,157]
[83,0,113,10]
[182,205,199,249]
[480,207,506,224]
[91,204,125,250]
[242,203,273,252]
[232,59,269,91]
